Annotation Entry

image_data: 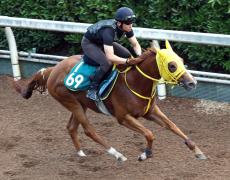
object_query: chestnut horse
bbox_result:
[14,41,206,161]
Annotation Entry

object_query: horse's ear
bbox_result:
[165,40,173,50]
[155,47,164,57]
[155,47,160,53]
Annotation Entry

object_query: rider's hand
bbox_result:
[126,57,143,65]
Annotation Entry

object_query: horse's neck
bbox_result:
[125,55,161,97]
[138,55,160,80]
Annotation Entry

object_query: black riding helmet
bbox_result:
[114,7,136,24]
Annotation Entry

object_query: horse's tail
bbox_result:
[14,67,54,99]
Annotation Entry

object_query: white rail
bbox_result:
[0,16,229,85]
[189,70,230,79]
[1,50,229,85]
[195,77,230,85]
[1,16,230,46]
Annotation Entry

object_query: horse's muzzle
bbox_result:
[182,79,197,91]
[178,73,197,91]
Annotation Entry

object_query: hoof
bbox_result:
[195,153,207,160]
[77,150,86,157]
[138,148,152,161]
[138,155,145,161]
[117,156,127,162]
[107,147,127,162]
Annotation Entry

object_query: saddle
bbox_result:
[64,56,119,101]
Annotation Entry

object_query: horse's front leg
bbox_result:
[145,105,207,160]
[67,113,86,157]
[117,114,155,161]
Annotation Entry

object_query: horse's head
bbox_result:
[156,40,197,91]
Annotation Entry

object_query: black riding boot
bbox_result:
[86,67,107,101]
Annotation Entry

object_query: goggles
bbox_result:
[122,15,136,24]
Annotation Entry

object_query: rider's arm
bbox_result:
[103,45,127,65]
[128,36,142,56]
[102,28,128,65]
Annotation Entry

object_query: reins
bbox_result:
[117,65,157,115]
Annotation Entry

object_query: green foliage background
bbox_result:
[0,0,229,73]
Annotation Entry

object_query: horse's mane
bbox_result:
[138,47,157,61]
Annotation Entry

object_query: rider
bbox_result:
[81,7,142,101]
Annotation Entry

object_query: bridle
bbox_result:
[117,46,186,115]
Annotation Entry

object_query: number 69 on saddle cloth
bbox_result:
[64,58,118,100]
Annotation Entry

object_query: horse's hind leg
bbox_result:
[145,105,207,160]
[59,98,127,161]
[67,113,86,157]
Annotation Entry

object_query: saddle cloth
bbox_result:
[64,58,118,100]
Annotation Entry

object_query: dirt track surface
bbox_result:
[0,75,230,180]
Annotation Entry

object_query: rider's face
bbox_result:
[117,22,133,32]
[122,23,133,32]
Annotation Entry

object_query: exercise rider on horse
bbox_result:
[81,7,142,101]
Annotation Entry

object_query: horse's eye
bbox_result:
[168,62,177,73]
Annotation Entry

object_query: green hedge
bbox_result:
[0,0,229,73]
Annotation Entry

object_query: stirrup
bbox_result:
[86,89,99,101]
